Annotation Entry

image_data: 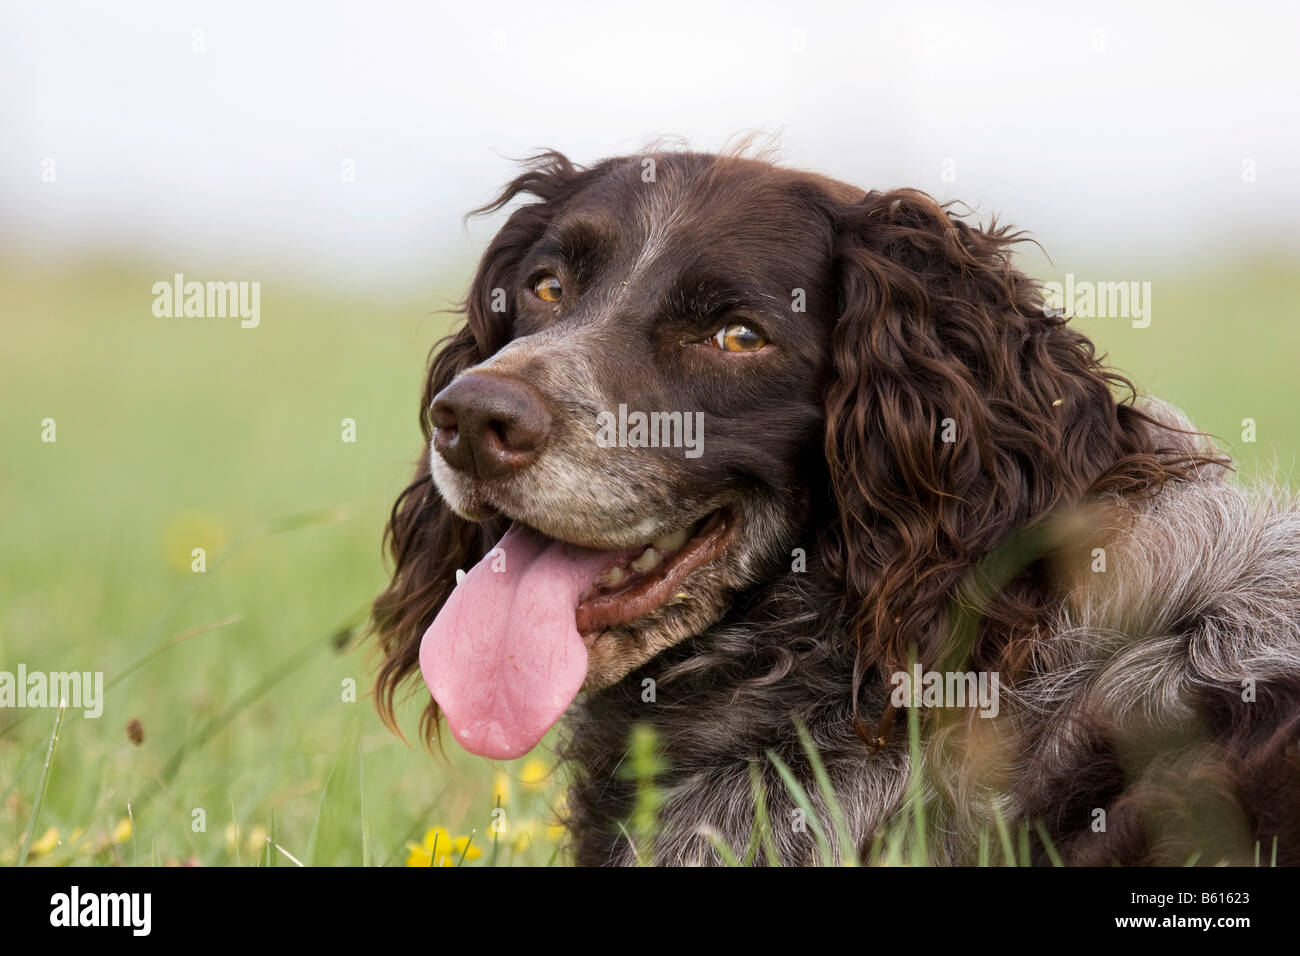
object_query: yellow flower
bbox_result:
[246,825,268,854]
[449,836,481,862]
[224,822,267,857]
[546,792,567,842]
[223,822,241,854]
[30,826,60,857]
[492,772,510,806]
[162,510,229,572]
[519,758,550,791]
[112,818,132,844]
[405,826,482,867]
[68,827,86,854]
[511,818,541,853]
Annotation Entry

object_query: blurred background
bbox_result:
[2,0,1297,865]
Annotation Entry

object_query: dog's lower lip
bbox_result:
[575,509,735,638]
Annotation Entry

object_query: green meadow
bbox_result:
[2,253,1297,866]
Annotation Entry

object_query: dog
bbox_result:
[372,147,1300,865]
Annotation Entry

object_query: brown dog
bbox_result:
[373,148,1300,865]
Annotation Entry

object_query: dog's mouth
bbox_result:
[417,507,736,760]
[574,509,733,640]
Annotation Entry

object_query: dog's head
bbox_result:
[373,149,1202,757]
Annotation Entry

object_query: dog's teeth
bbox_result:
[630,548,661,572]
[455,569,466,585]
[652,529,689,552]
[599,565,626,587]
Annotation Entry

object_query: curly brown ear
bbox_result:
[371,151,582,746]
[821,189,1210,739]
[371,322,497,748]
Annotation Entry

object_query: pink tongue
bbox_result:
[419,523,612,759]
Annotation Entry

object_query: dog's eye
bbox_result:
[712,323,766,352]
[533,274,563,303]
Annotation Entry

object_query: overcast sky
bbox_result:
[3,0,1297,288]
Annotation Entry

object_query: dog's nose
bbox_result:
[430,373,552,479]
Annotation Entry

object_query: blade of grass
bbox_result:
[766,749,833,865]
[868,830,884,866]
[16,699,66,867]
[699,826,742,866]
[456,829,476,866]
[489,795,502,867]
[105,614,245,692]
[0,735,48,812]
[359,748,370,868]
[793,717,860,866]
[275,842,306,866]
[747,762,780,866]
[990,802,1016,867]
[227,796,242,867]
[1033,820,1064,867]
[305,715,360,865]
[905,645,927,866]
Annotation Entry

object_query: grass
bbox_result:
[1,253,1297,866]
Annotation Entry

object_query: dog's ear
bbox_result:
[821,189,1190,729]
[371,151,582,746]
